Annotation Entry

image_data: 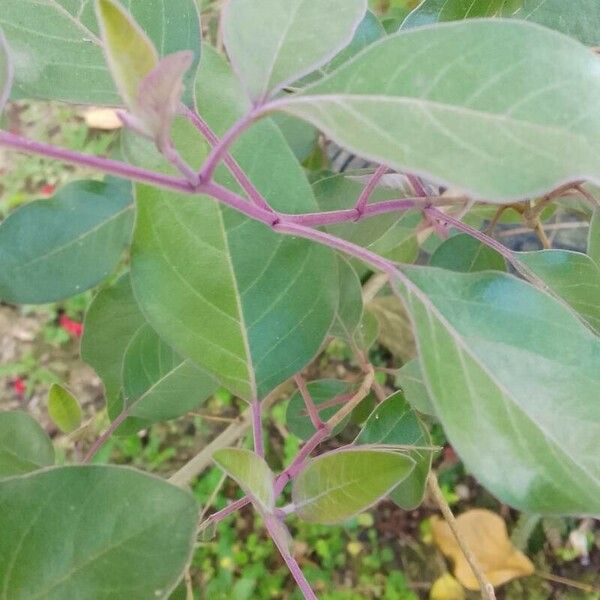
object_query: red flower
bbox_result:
[12,377,26,396]
[40,183,56,197]
[59,315,84,337]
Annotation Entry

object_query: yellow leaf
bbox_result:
[430,574,465,600]
[432,509,534,591]
[95,0,158,111]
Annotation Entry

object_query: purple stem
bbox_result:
[354,164,388,217]
[293,374,325,431]
[198,107,261,183]
[83,410,131,463]
[0,130,194,195]
[251,399,265,457]
[406,173,428,197]
[183,106,274,212]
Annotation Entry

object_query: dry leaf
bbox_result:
[83,108,122,131]
[432,509,535,591]
[430,574,466,600]
[367,295,415,362]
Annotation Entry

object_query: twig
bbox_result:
[294,374,325,431]
[82,409,131,463]
[251,398,264,457]
[354,164,388,217]
[428,473,496,600]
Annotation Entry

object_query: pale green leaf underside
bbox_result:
[356,392,432,510]
[394,267,600,515]
[0,179,133,304]
[0,28,12,113]
[48,384,82,434]
[223,0,367,99]
[292,449,415,524]
[276,20,600,201]
[213,448,274,511]
[0,412,54,478]
[0,466,198,599]
[402,0,600,46]
[2,0,200,104]
[395,359,435,417]
[518,250,600,334]
[122,324,218,426]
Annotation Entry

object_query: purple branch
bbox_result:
[251,399,265,457]
[83,409,131,463]
[0,130,195,195]
[406,173,428,197]
[183,106,274,213]
[354,164,388,217]
[294,374,325,432]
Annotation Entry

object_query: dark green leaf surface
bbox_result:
[213,448,274,512]
[122,324,218,427]
[0,465,198,599]
[3,0,201,104]
[394,267,600,515]
[431,234,506,273]
[0,179,133,304]
[277,20,600,200]
[0,411,54,478]
[356,392,433,510]
[518,250,600,333]
[48,384,82,434]
[402,0,600,46]
[81,275,146,415]
[131,46,337,400]
[292,448,415,524]
[222,0,367,99]
[286,379,353,440]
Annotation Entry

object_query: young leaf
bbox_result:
[0,465,198,598]
[286,379,354,440]
[292,448,415,524]
[0,179,133,304]
[518,250,600,333]
[432,509,535,590]
[402,0,600,46]
[81,275,146,416]
[3,0,201,105]
[48,384,82,434]
[213,448,274,512]
[395,359,436,417]
[0,411,54,478]
[121,324,218,431]
[356,392,433,510]
[274,20,600,201]
[0,28,13,114]
[222,0,368,100]
[431,234,506,273]
[131,46,338,400]
[394,267,600,515]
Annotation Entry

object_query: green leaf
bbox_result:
[589,211,600,265]
[356,392,433,510]
[213,448,274,512]
[0,28,12,113]
[286,379,353,440]
[394,267,600,515]
[431,234,507,273]
[292,448,415,524]
[81,275,146,414]
[275,20,600,201]
[131,45,338,400]
[222,0,367,100]
[518,250,600,333]
[402,0,600,46]
[330,257,364,341]
[0,179,133,304]
[0,411,54,478]
[122,324,218,429]
[96,0,158,108]
[3,0,200,105]
[395,359,435,416]
[356,308,380,351]
[313,172,420,263]
[48,384,82,434]
[0,465,198,599]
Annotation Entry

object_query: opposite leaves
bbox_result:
[274,20,600,201]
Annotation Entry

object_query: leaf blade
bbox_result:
[48,384,82,434]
